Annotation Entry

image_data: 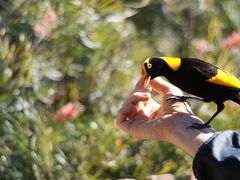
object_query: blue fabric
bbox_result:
[193,130,240,180]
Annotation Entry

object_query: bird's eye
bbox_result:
[147,63,152,68]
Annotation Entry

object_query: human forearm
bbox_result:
[165,114,216,157]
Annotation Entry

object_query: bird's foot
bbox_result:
[187,123,211,129]
[166,95,191,105]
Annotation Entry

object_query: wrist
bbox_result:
[166,114,216,157]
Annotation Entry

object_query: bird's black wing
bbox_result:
[180,58,217,80]
[180,58,240,90]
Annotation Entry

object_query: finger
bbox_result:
[117,92,149,122]
[116,110,128,130]
[135,76,145,89]
[150,77,183,97]
[116,92,150,129]
[116,103,140,132]
[134,77,152,93]
[126,91,150,105]
[119,103,137,117]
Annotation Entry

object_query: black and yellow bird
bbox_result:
[141,57,240,129]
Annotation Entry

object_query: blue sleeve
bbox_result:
[192,130,240,180]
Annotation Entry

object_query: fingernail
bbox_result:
[146,87,152,92]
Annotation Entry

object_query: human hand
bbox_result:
[116,77,216,156]
[116,76,191,140]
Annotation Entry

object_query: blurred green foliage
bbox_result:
[0,0,240,179]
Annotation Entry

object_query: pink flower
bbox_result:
[195,39,210,55]
[54,102,85,122]
[34,5,58,39]
[222,32,240,50]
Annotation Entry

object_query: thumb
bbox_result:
[150,77,183,96]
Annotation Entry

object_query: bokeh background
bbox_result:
[0,0,240,179]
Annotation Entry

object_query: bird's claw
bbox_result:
[187,123,211,129]
[166,95,191,106]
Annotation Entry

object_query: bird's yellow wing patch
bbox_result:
[160,57,181,71]
[207,68,240,89]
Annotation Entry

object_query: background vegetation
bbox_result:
[0,0,240,179]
